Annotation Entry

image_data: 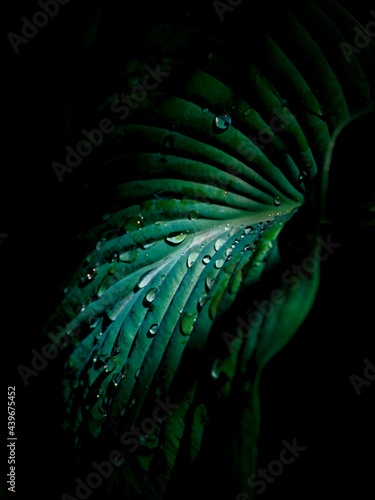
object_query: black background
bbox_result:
[2,0,374,499]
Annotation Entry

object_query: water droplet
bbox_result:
[187,252,199,268]
[105,357,117,373]
[95,331,103,341]
[112,372,123,387]
[147,324,159,337]
[274,196,282,206]
[63,287,69,294]
[103,396,113,410]
[215,258,225,269]
[137,270,154,289]
[243,108,253,117]
[205,276,215,291]
[124,215,144,232]
[144,287,158,306]
[180,312,196,336]
[211,359,221,380]
[120,408,126,417]
[165,232,188,245]
[162,135,175,151]
[188,210,199,220]
[214,238,226,251]
[94,353,109,370]
[80,305,86,313]
[96,388,103,399]
[135,368,140,379]
[202,107,209,114]
[141,241,155,250]
[119,249,137,263]
[202,255,211,265]
[198,296,207,311]
[214,114,232,131]
[225,248,232,257]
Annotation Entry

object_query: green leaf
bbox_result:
[43,1,374,498]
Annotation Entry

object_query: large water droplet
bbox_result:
[274,196,282,206]
[137,270,154,289]
[144,287,158,306]
[215,258,225,269]
[214,114,232,131]
[180,312,196,336]
[147,324,159,337]
[119,249,138,263]
[187,252,199,268]
[165,232,188,245]
[214,238,226,251]
[202,255,211,265]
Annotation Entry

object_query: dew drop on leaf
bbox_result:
[188,210,199,220]
[137,270,154,289]
[274,196,282,206]
[165,232,188,245]
[144,287,158,305]
[214,238,226,251]
[180,312,196,336]
[119,250,138,262]
[147,324,159,337]
[202,255,211,265]
[211,359,221,380]
[202,107,209,114]
[187,252,199,268]
[214,114,232,130]
[215,258,225,269]
[105,357,117,373]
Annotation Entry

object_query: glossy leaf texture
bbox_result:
[43,1,374,498]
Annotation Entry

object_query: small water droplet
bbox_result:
[214,114,232,131]
[205,276,215,291]
[244,226,253,234]
[197,295,207,311]
[144,287,158,306]
[105,357,117,373]
[162,134,175,151]
[124,215,144,232]
[119,249,138,262]
[243,108,253,117]
[187,252,199,268]
[112,372,123,387]
[120,408,126,417]
[147,324,159,337]
[188,210,199,220]
[95,331,103,341]
[274,196,282,206]
[211,359,221,380]
[180,312,196,336]
[202,107,209,114]
[202,255,211,265]
[135,368,140,379]
[63,287,69,294]
[165,232,188,245]
[214,238,226,251]
[225,248,232,257]
[80,305,86,313]
[215,258,225,269]
[96,388,103,399]
[141,241,155,250]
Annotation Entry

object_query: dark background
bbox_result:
[2,0,374,498]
